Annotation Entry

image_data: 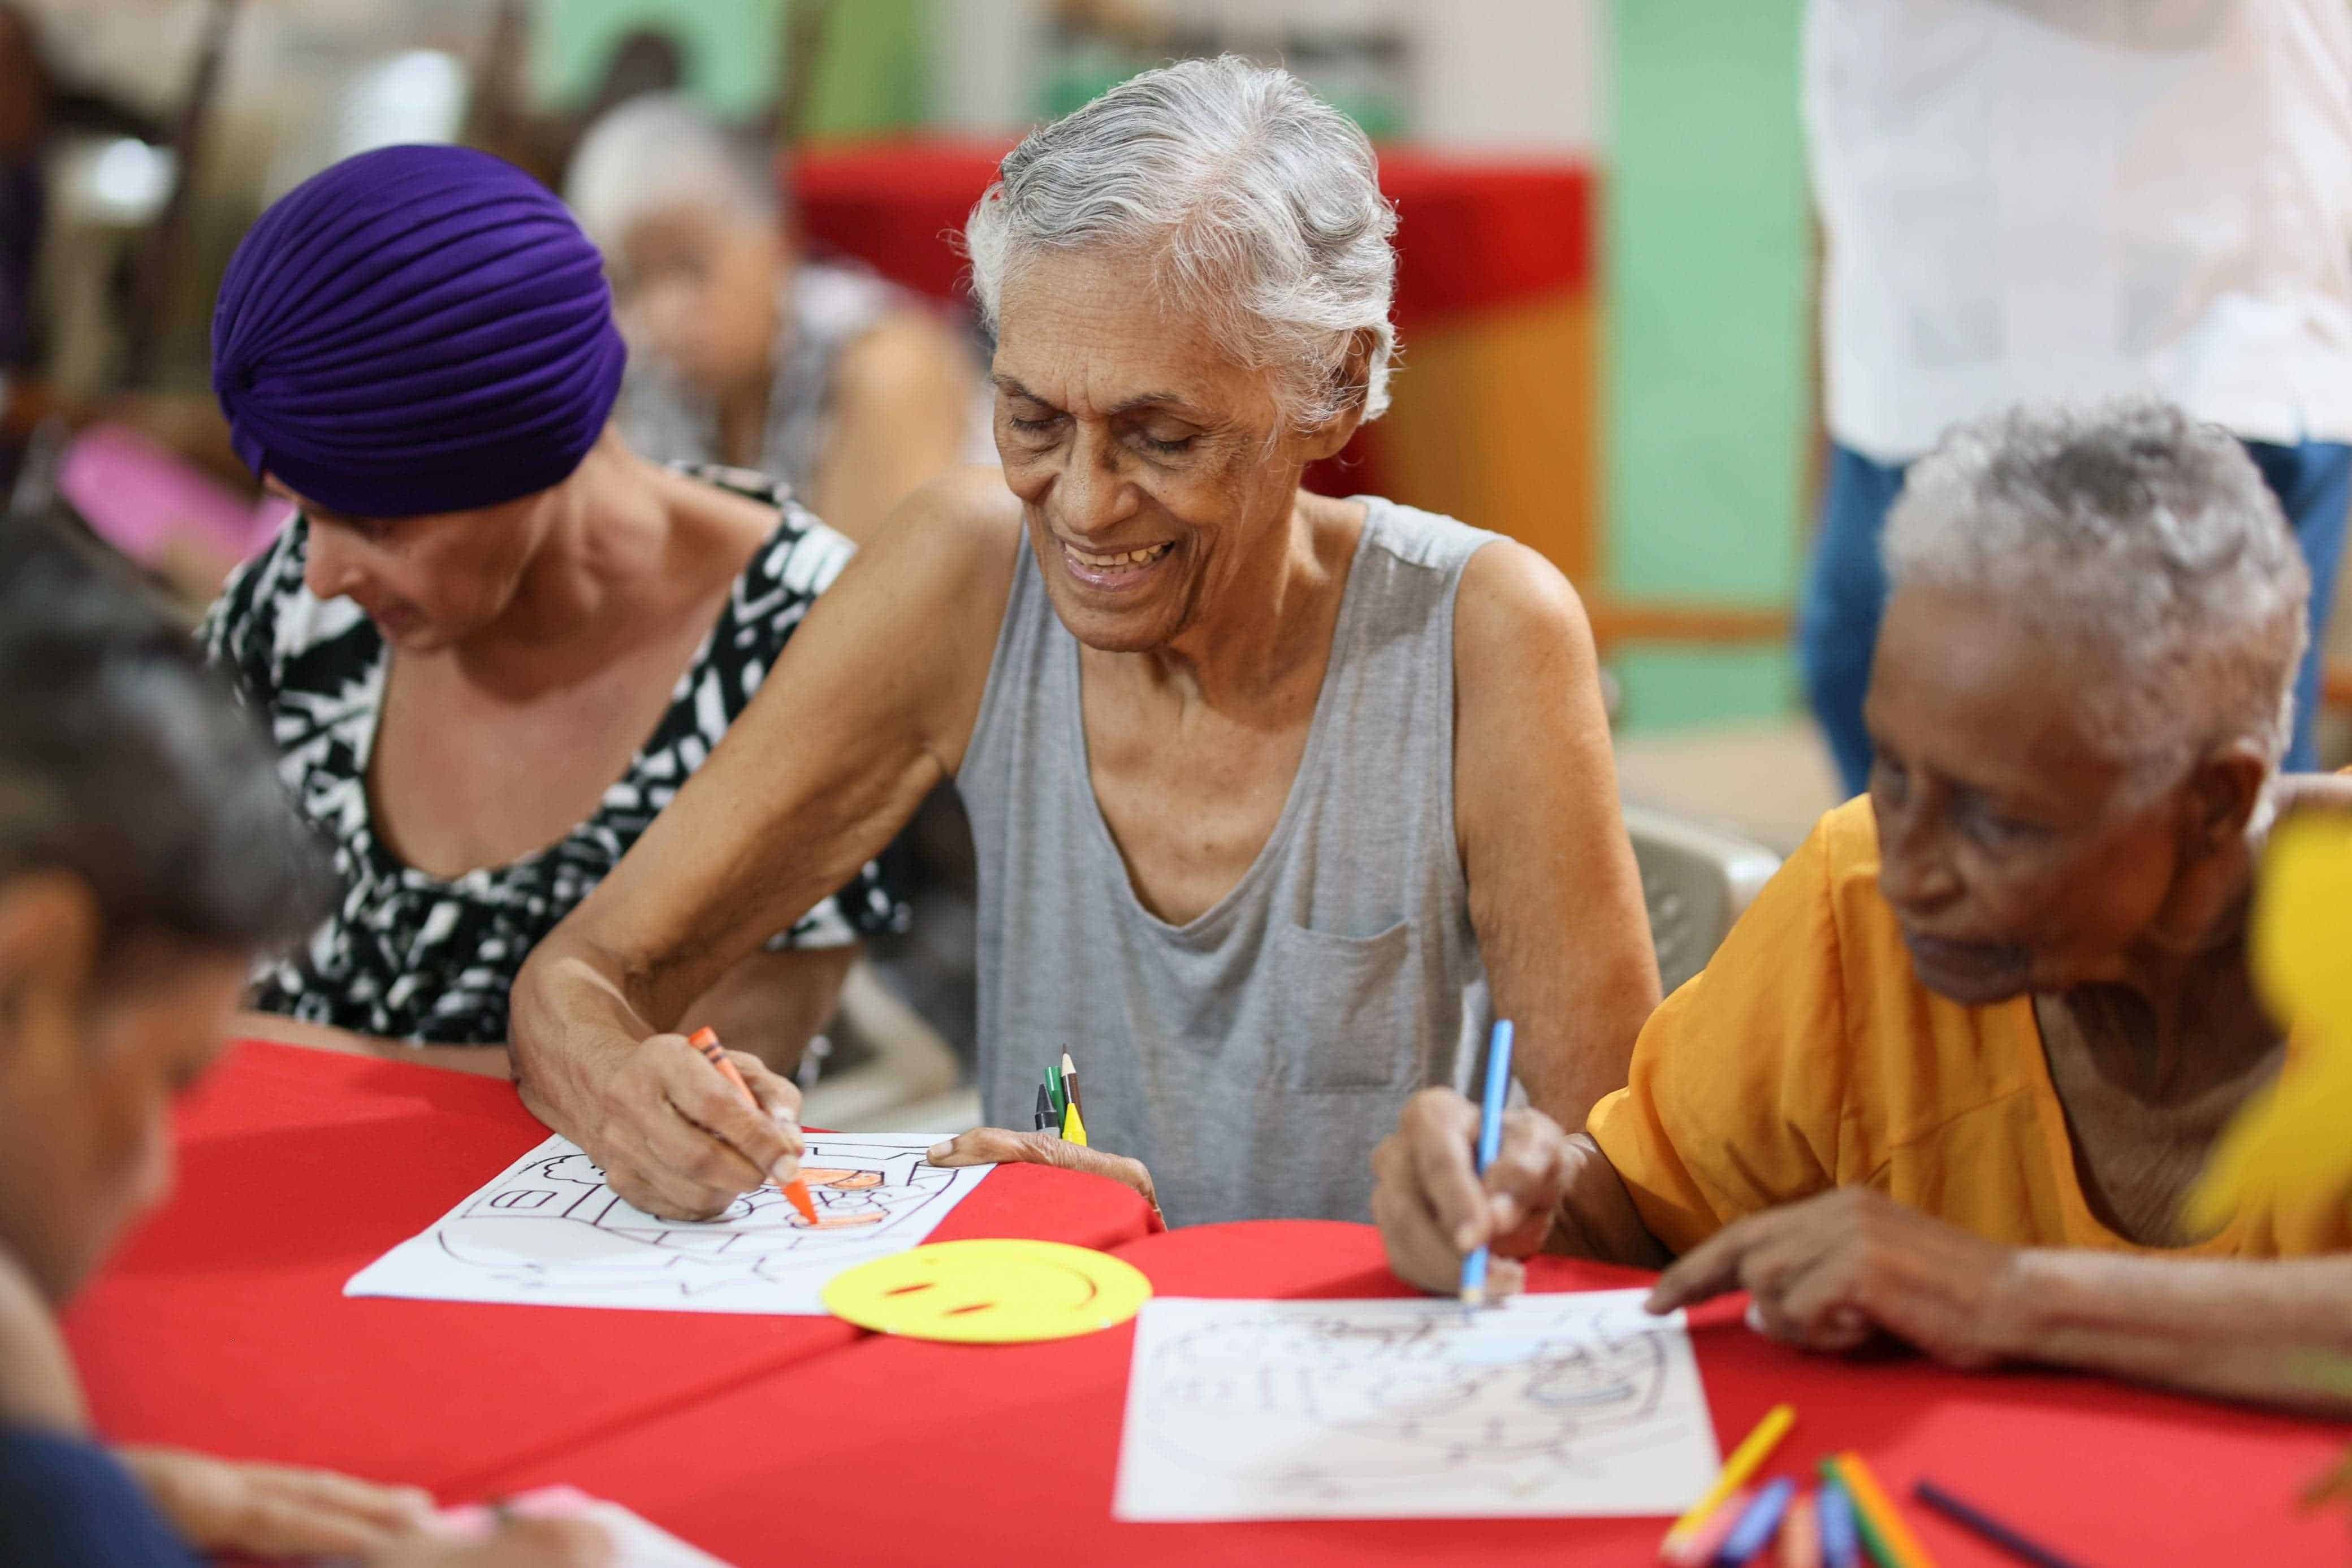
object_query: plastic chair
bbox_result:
[1623,803,1781,995]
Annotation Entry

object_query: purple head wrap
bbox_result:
[211,144,626,518]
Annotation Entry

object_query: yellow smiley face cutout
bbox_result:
[823,1239,1153,1343]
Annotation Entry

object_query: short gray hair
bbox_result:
[964,57,1399,428]
[1884,400,2309,769]
[564,93,779,259]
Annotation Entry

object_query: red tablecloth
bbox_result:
[63,1041,1151,1494]
[458,1220,2352,1566]
[69,1049,2348,1565]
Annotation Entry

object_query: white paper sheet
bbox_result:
[346,1133,989,1315]
[1113,1291,1721,1521]
[435,1487,733,1567]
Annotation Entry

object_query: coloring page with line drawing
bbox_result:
[346,1133,990,1315]
[1113,1291,1721,1521]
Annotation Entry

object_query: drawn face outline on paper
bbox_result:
[433,1142,963,1300]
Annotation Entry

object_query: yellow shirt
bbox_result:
[1586,797,2349,1259]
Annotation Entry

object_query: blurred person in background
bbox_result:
[0,512,605,1568]
[566,93,986,544]
[202,143,901,1073]
[1800,0,2352,794]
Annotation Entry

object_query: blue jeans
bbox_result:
[1799,438,2352,796]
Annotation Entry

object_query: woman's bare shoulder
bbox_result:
[867,465,1027,581]
[893,464,1024,529]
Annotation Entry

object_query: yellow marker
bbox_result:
[2187,814,2352,1229]
[823,1238,1151,1342]
[1062,1100,1089,1147]
[1826,1452,1937,1568]
[1659,1404,1795,1559]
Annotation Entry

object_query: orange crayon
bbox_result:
[686,1026,817,1223]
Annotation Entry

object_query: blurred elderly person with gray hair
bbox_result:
[1374,399,2352,1411]
[565,94,984,541]
[508,58,1661,1228]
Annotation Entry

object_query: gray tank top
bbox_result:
[958,497,1500,1225]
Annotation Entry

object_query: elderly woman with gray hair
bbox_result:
[565,94,984,541]
[1376,399,2352,1410]
[507,58,1661,1227]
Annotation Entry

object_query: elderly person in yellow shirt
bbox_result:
[1374,399,2352,1410]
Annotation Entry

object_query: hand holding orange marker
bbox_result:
[686,1026,817,1224]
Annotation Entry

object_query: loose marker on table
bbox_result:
[686,1026,816,1224]
[1912,1479,2086,1568]
[1659,1404,1795,1562]
[1458,1017,1515,1307]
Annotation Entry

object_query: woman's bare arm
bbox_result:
[1649,1187,2352,1413]
[1452,542,1661,1130]
[508,470,1021,1219]
[1998,1248,2352,1411]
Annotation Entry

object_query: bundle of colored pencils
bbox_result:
[1660,1408,2091,1568]
[1032,1050,1088,1146]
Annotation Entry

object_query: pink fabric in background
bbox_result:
[58,422,288,568]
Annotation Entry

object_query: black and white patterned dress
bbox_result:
[200,466,906,1045]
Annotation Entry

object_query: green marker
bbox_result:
[1046,1059,1067,1120]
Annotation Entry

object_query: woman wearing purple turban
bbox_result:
[201,144,902,1103]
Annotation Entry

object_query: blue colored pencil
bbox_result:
[1817,1479,1862,1568]
[1459,1018,1516,1306]
[1714,1476,1797,1566]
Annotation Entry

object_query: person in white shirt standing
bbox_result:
[1801,0,2352,792]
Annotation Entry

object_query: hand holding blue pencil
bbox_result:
[1459,1018,1516,1307]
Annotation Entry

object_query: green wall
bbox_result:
[534,0,783,118]
[801,0,930,137]
[1603,1,1811,733]
[534,0,927,133]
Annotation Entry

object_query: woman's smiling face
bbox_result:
[988,246,1350,655]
